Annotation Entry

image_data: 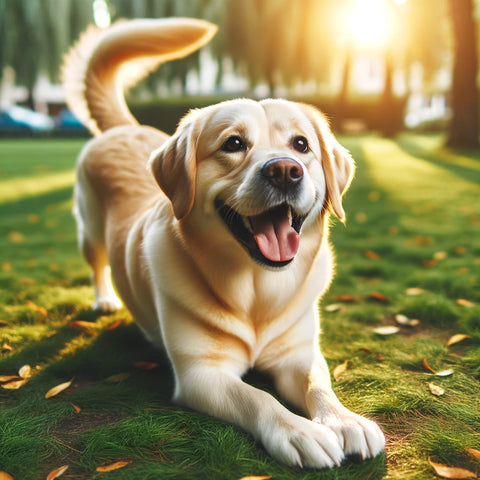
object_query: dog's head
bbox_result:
[149,99,354,269]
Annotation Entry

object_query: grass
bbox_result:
[0,134,479,479]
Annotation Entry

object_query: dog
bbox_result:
[63,18,385,468]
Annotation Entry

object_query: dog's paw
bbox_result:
[313,411,385,461]
[93,296,122,313]
[261,416,344,469]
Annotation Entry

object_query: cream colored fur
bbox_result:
[64,18,385,468]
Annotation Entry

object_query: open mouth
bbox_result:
[215,199,307,268]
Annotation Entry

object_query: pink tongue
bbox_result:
[250,207,299,262]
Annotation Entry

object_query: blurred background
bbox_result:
[0,0,478,147]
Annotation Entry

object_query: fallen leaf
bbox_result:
[106,372,131,383]
[46,465,69,480]
[373,326,400,335]
[69,320,97,330]
[1,379,27,390]
[434,251,448,261]
[1,263,11,272]
[45,378,74,399]
[0,375,20,383]
[18,365,32,379]
[24,300,47,316]
[72,404,81,414]
[8,231,25,243]
[237,476,272,480]
[422,358,435,373]
[133,361,159,370]
[0,472,14,480]
[465,447,480,461]
[333,360,348,381]
[335,294,359,303]
[456,299,475,308]
[422,259,438,267]
[428,458,476,479]
[406,287,426,296]
[428,383,445,396]
[2,343,13,352]
[395,314,420,327]
[446,334,471,347]
[455,247,466,255]
[369,292,389,303]
[324,303,342,312]
[96,461,132,472]
[435,369,454,377]
[0,320,8,327]
[106,320,123,330]
[364,250,380,260]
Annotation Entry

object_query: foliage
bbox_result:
[0,135,479,479]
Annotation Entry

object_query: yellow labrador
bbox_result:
[64,18,384,468]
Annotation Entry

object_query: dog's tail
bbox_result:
[62,18,217,136]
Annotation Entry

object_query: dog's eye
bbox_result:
[292,136,309,154]
[221,136,246,153]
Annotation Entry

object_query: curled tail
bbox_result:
[62,18,217,136]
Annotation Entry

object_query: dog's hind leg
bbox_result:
[73,171,122,313]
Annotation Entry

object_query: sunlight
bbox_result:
[347,0,393,49]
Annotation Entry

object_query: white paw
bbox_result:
[261,415,344,469]
[93,296,122,313]
[313,411,385,460]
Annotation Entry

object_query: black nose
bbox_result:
[261,158,304,192]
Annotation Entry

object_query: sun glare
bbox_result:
[347,0,392,49]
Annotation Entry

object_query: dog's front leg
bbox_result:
[172,363,344,469]
[268,342,385,462]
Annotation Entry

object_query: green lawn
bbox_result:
[0,135,479,480]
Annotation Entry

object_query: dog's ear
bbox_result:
[300,104,355,221]
[148,118,197,220]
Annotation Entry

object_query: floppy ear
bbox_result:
[148,118,197,220]
[321,139,355,222]
[300,104,355,221]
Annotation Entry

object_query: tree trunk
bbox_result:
[447,0,479,149]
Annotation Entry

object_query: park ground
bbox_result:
[0,134,479,479]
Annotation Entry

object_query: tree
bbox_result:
[447,0,479,148]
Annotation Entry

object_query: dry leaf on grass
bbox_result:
[456,299,475,308]
[0,472,14,480]
[106,320,123,330]
[422,358,435,373]
[435,369,454,377]
[465,448,480,461]
[428,383,445,397]
[364,250,380,260]
[133,361,159,370]
[428,458,476,479]
[69,320,97,330]
[395,314,420,327]
[106,373,131,383]
[0,375,21,383]
[237,476,272,480]
[18,365,31,379]
[24,300,47,316]
[369,292,390,303]
[96,461,132,472]
[45,378,73,399]
[446,334,471,347]
[46,465,69,480]
[1,379,26,390]
[72,404,81,414]
[373,326,400,335]
[406,287,426,295]
[333,360,348,381]
[335,294,359,303]
[324,304,342,312]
